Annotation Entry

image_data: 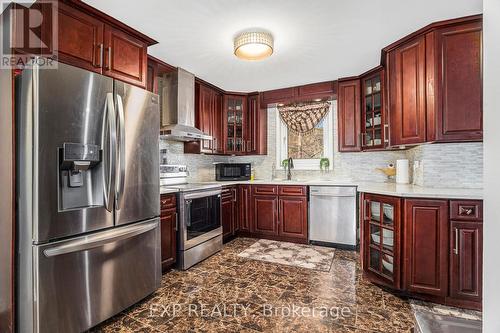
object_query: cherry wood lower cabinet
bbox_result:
[449,220,482,303]
[362,195,483,310]
[238,185,251,232]
[362,194,402,289]
[221,186,238,242]
[403,199,449,296]
[160,194,177,271]
[249,185,308,243]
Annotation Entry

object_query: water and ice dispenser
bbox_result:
[59,143,103,210]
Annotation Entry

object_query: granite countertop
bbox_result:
[199,179,483,200]
[160,187,180,195]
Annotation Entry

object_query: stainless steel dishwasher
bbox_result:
[309,186,357,249]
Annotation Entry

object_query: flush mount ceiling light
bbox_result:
[234,31,274,61]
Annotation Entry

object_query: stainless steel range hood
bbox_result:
[159,68,212,141]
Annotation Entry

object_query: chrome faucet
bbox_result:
[286,157,294,180]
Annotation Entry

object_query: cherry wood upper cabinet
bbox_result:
[278,196,307,241]
[52,1,156,88]
[403,199,449,297]
[338,79,361,152]
[103,25,147,87]
[185,83,223,154]
[387,35,427,146]
[57,3,104,73]
[428,20,483,142]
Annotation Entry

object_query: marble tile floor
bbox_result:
[91,238,416,333]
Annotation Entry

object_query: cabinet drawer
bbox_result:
[160,194,176,210]
[279,185,307,197]
[253,185,278,195]
[450,200,483,221]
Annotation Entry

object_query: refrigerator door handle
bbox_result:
[43,220,158,257]
[115,94,126,210]
[102,92,117,212]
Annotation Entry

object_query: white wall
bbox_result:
[483,0,500,332]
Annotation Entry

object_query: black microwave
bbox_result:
[215,163,251,181]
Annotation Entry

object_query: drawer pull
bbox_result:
[459,206,474,216]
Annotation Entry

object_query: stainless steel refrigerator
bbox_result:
[16,60,161,333]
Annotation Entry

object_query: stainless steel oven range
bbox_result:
[160,165,222,269]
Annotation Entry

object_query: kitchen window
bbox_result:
[275,101,334,170]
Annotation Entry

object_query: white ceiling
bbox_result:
[84,0,482,92]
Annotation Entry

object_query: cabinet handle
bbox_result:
[213,137,217,151]
[454,228,459,255]
[384,124,389,144]
[95,43,103,68]
[175,213,178,231]
[106,47,112,70]
[459,206,474,216]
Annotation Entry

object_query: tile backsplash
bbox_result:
[159,105,483,189]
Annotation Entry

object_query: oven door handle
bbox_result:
[185,199,192,227]
[183,189,222,200]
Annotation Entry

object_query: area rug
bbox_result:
[237,239,335,272]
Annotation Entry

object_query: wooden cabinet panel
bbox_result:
[432,22,482,142]
[213,92,224,154]
[362,194,402,289]
[253,185,278,195]
[388,36,427,146]
[450,200,483,221]
[338,79,361,152]
[221,194,235,240]
[238,185,251,232]
[278,185,307,197]
[297,81,336,97]
[57,3,104,73]
[279,196,307,240]
[199,84,214,153]
[403,199,448,296]
[160,193,177,271]
[160,209,177,270]
[253,195,279,236]
[450,221,482,302]
[246,94,259,154]
[103,25,147,87]
[223,95,247,154]
[360,68,387,149]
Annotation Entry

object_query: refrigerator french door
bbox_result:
[16,60,160,333]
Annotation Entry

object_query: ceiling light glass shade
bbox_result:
[234,31,273,60]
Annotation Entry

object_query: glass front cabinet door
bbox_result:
[362,193,402,289]
[224,95,246,154]
[361,68,388,150]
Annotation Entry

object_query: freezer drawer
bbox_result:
[32,219,160,333]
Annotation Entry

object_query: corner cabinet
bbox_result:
[362,194,483,310]
[362,194,402,289]
[338,79,361,152]
[386,15,483,146]
[223,95,247,154]
[361,68,388,149]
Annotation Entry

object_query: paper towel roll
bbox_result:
[396,159,409,184]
